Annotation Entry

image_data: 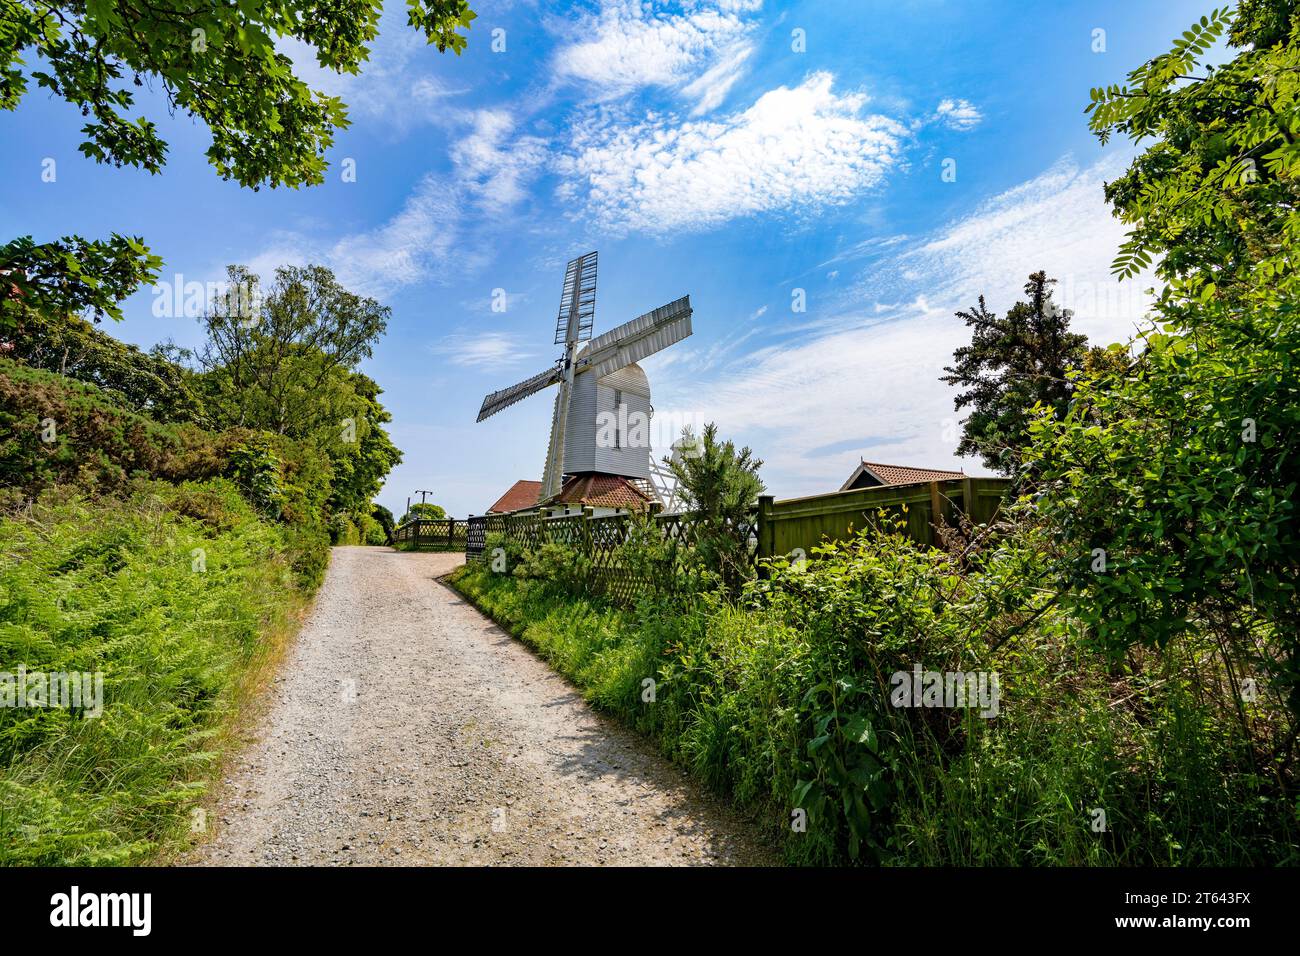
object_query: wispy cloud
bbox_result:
[933,97,983,131]
[242,108,549,299]
[653,151,1155,497]
[559,72,907,234]
[279,4,468,132]
[451,110,549,212]
[682,41,756,115]
[553,0,762,113]
[432,331,535,370]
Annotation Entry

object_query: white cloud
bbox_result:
[331,175,463,292]
[934,98,983,131]
[554,0,761,112]
[653,152,1155,498]
[451,110,549,212]
[242,108,549,298]
[559,72,908,234]
[681,42,756,115]
[748,305,768,320]
[432,331,535,370]
[887,153,1153,345]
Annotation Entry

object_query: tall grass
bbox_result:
[449,525,1299,866]
[0,480,319,864]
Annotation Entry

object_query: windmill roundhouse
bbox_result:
[476,252,693,513]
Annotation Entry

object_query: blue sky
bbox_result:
[2,0,1211,517]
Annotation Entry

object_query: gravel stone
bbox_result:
[189,547,776,866]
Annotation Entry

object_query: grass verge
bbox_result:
[0,480,325,864]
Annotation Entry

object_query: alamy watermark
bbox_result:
[1,666,104,718]
[889,664,1000,718]
[151,273,261,320]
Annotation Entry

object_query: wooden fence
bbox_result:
[756,477,1010,560]
[391,518,467,551]
[457,476,1011,603]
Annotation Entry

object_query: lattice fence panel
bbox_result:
[464,507,758,605]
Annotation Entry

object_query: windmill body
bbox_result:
[477,252,692,509]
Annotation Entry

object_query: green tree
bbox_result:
[169,264,388,436]
[1,0,475,325]
[666,423,764,596]
[1086,1,1299,303]
[1028,0,1300,714]
[323,370,403,518]
[163,263,402,528]
[0,234,161,329]
[370,503,396,540]
[940,271,1092,474]
[401,502,447,524]
[1,0,475,188]
[3,304,206,423]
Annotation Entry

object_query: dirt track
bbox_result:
[191,547,775,866]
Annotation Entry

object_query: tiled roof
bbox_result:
[553,473,654,510]
[842,460,966,491]
[487,479,542,514]
[865,461,966,484]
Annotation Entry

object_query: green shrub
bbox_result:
[513,541,590,592]
[0,357,236,496]
[359,514,386,546]
[451,510,1299,866]
[328,513,360,545]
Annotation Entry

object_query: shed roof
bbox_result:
[840,460,966,491]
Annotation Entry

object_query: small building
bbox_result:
[839,460,965,492]
[547,473,655,517]
[486,479,543,514]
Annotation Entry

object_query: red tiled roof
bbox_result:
[842,460,966,491]
[553,473,653,510]
[487,479,542,514]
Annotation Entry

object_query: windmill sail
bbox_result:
[554,251,598,345]
[477,365,562,422]
[540,377,572,501]
[577,296,692,378]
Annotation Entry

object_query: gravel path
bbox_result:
[192,546,776,866]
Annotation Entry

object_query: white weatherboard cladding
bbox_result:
[561,363,652,479]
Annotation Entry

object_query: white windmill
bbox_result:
[476,251,693,510]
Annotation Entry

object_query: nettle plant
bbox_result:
[747,510,1055,861]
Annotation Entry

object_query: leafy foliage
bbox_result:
[1086,3,1298,299]
[1026,298,1300,712]
[0,234,160,328]
[513,541,591,594]
[0,357,233,495]
[0,0,477,189]
[3,306,204,423]
[1028,0,1300,714]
